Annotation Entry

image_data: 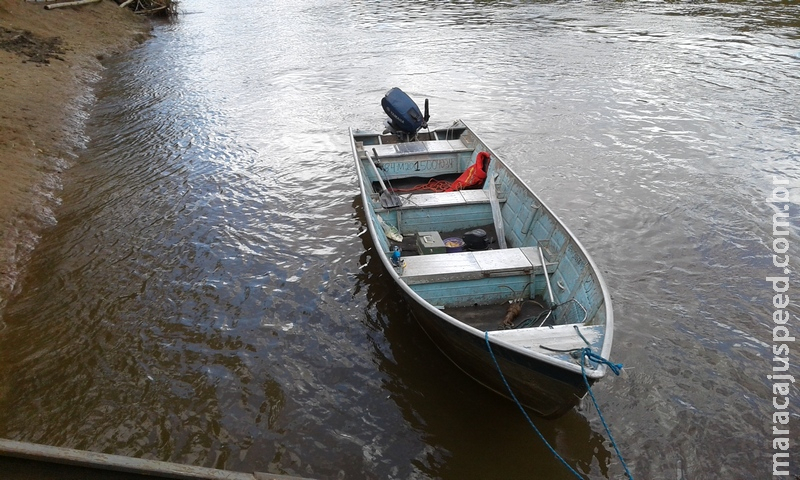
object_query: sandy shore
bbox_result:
[0,0,150,314]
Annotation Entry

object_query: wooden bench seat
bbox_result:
[400,247,554,285]
[371,139,473,159]
[376,189,504,213]
[360,140,475,181]
[487,324,603,354]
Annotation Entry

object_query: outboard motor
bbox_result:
[381,87,429,139]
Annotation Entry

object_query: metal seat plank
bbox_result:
[401,247,545,285]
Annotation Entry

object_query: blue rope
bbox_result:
[579,348,633,479]
[484,332,634,479]
[484,332,585,479]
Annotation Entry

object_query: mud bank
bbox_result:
[0,0,150,314]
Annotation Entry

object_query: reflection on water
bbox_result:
[1,0,799,478]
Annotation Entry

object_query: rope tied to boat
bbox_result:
[483,332,634,479]
[578,347,632,479]
[581,348,623,375]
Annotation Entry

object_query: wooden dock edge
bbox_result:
[0,438,314,480]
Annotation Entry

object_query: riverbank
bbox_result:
[0,0,149,314]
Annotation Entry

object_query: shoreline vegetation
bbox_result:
[0,0,153,315]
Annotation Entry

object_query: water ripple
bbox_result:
[1,1,799,479]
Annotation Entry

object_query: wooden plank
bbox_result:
[377,190,505,213]
[371,139,472,158]
[43,0,100,9]
[401,251,483,284]
[489,325,604,355]
[401,247,544,285]
[0,438,316,479]
[398,191,464,209]
[489,174,507,249]
[472,248,532,277]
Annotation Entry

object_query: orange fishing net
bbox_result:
[389,152,492,194]
[390,178,452,193]
[445,151,490,192]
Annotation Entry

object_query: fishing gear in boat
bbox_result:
[498,282,542,329]
[390,152,490,194]
[364,149,402,209]
[503,302,523,329]
[377,215,403,242]
[513,298,588,329]
[509,246,560,328]
[514,246,564,327]
[494,252,589,329]
[463,228,490,251]
[389,178,452,194]
[445,151,491,192]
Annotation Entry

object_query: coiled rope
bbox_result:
[389,178,452,193]
[483,332,634,479]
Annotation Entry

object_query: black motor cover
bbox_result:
[463,228,489,250]
[381,87,425,134]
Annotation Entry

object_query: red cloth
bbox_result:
[445,151,491,192]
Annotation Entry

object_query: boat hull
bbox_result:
[403,296,590,418]
[350,118,613,418]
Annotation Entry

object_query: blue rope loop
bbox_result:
[579,348,634,480]
[581,348,624,376]
[484,332,634,480]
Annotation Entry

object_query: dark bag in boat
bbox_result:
[382,87,425,134]
[463,228,489,251]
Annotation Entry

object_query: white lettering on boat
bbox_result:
[382,158,456,174]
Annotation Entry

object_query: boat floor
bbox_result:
[443,299,554,331]
[375,174,555,331]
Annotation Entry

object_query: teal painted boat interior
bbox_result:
[351,118,614,417]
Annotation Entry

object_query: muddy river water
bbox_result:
[1,1,799,478]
